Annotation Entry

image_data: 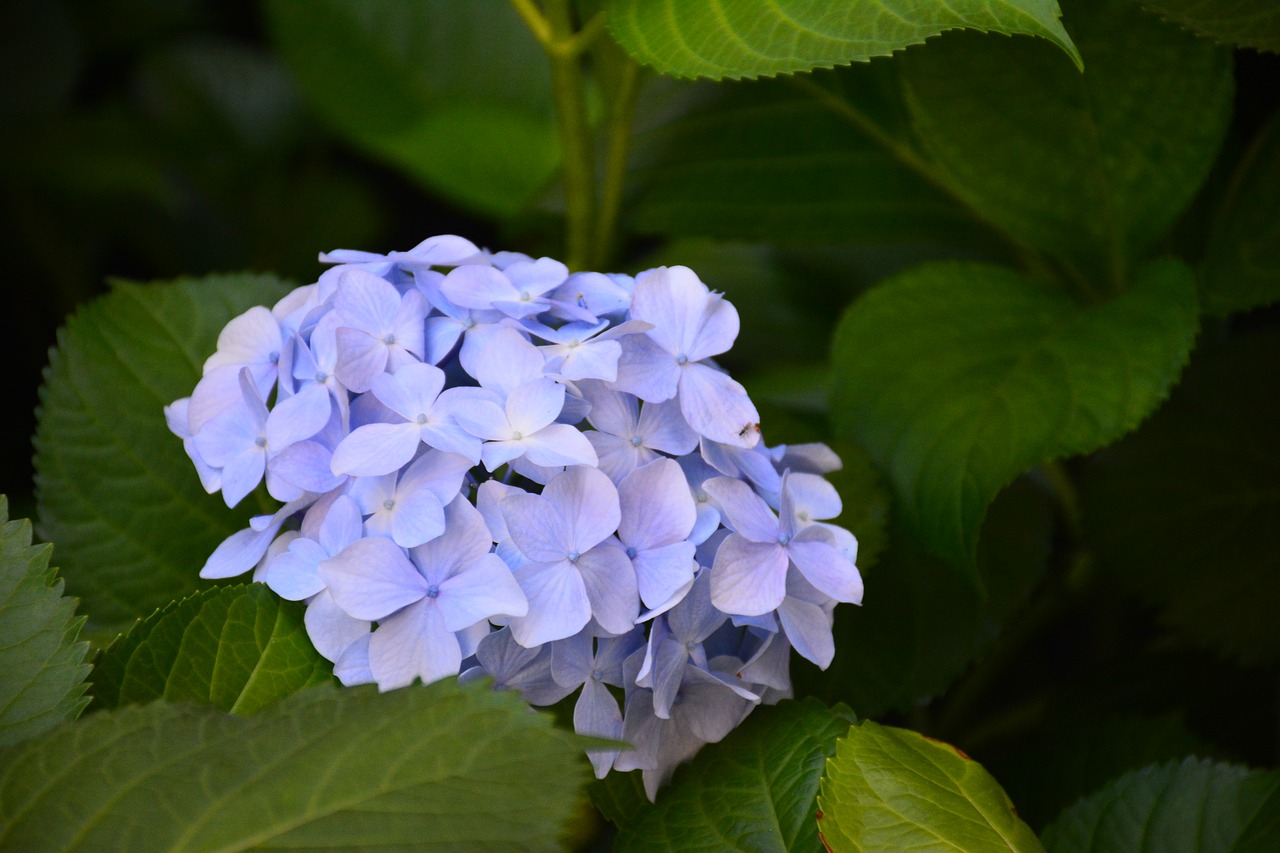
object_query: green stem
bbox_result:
[592,58,642,270]
[542,0,598,270]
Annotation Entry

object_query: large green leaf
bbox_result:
[818,721,1044,852]
[795,478,1052,717]
[898,0,1233,279]
[1200,112,1280,315]
[34,274,290,632]
[628,70,1004,250]
[0,680,592,851]
[605,0,1080,80]
[602,699,855,852]
[1040,759,1280,852]
[0,497,89,748]
[1080,330,1280,663]
[1141,0,1280,53]
[264,0,558,218]
[830,258,1198,569]
[91,584,331,715]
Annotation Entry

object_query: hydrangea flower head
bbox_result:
[168,236,863,798]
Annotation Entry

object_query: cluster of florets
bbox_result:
[165,235,862,798]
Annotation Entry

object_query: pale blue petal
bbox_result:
[709,534,788,616]
[501,491,569,563]
[632,542,696,612]
[330,421,420,477]
[509,560,591,647]
[678,362,760,447]
[778,595,835,669]
[685,291,739,363]
[576,679,624,778]
[304,589,371,662]
[440,552,528,632]
[369,598,461,688]
[520,424,599,469]
[370,361,445,421]
[786,528,863,605]
[319,537,426,621]
[702,476,779,543]
[637,397,698,456]
[612,334,680,402]
[577,544,639,636]
[618,458,696,550]
[505,378,565,434]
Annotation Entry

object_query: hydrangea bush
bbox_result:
[165,235,862,795]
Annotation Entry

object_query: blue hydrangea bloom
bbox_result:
[168,235,862,798]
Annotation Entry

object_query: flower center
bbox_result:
[512,431,524,441]
[777,532,792,545]
[315,371,328,383]
[383,333,396,345]
[567,550,580,563]
[425,585,440,599]
[416,413,428,425]
[625,546,638,559]
[383,499,396,511]
[675,353,688,365]
[254,436,267,448]
[630,435,644,447]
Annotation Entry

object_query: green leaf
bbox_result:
[1141,0,1280,53]
[0,680,592,851]
[264,0,558,218]
[605,0,1080,80]
[985,715,1210,831]
[628,71,1004,249]
[34,274,291,632]
[830,258,1199,569]
[797,478,1052,717]
[608,699,855,852]
[818,721,1044,852]
[898,0,1233,278]
[0,497,90,748]
[91,584,331,715]
[1080,329,1280,663]
[1201,112,1280,315]
[1040,759,1280,852]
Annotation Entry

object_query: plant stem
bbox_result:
[592,58,642,269]
[541,0,598,270]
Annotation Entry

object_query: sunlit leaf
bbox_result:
[605,0,1080,80]
[1040,759,1280,852]
[0,681,592,851]
[830,258,1198,570]
[34,274,290,632]
[0,497,89,748]
[91,584,331,715]
[818,721,1044,852]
